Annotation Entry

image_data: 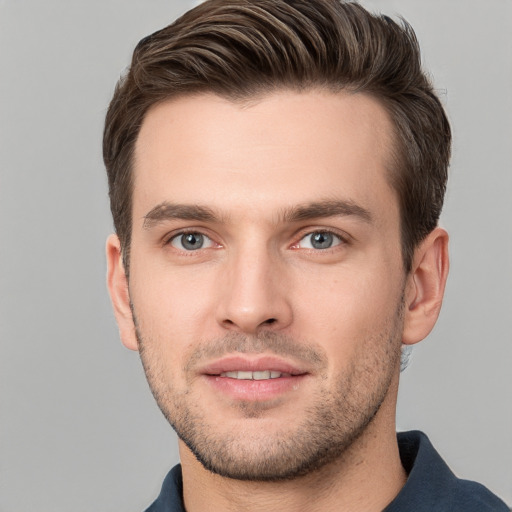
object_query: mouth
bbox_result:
[201,355,307,378]
[219,370,291,380]
[199,355,309,401]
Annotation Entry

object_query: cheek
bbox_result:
[290,263,403,355]
[129,260,220,352]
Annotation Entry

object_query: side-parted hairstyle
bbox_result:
[103,0,451,273]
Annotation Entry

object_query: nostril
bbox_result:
[220,316,281,332]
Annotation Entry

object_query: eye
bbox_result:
[297,231,343,250]
[169,232,215,251]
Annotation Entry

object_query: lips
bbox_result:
[200,355,307,379]
[199,355,309,401]
[220,370,289,380]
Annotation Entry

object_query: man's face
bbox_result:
[123,90,407,480]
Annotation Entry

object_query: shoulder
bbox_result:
[452,478,511,512]
[385,431,510,512]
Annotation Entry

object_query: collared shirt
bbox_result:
[145,430,510,511]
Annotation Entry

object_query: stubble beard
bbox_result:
[133,303,404,482]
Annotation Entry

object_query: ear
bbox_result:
[106,234,138,351]
[402,227,449,345]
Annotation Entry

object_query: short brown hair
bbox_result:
[103,0,451,273]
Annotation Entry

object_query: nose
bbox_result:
[216,245,293,334]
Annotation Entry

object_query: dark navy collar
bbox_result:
[384,431,509,511]
[145,430,509,511]
[145,463,183,512]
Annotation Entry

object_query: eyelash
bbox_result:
[165,229,219,251]
[291,229,349,251]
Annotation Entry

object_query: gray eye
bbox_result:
[182,233,204,250]
[171,232,209,251]
[298,231,342,250]
[310,232,334,249]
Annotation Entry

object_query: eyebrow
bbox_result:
[143,202,218,229]
[282,199,373,224]
[142,199,373,230]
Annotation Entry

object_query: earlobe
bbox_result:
[106,234,138,351]
[402,227,449,345]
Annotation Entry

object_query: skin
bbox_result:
[107,90,449,512]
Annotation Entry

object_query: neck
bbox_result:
[180,374,406,512]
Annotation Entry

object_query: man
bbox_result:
[103,0,510,510]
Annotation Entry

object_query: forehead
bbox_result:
[133,90,398,224]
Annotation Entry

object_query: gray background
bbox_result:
[0,0,510,510]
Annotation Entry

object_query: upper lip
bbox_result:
[199,355,308,376]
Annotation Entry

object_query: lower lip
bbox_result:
[203,374,307,401]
